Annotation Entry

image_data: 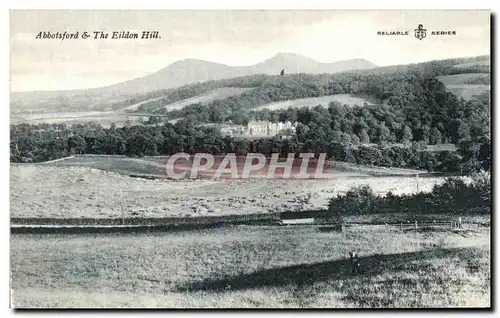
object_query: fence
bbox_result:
[392,220,461,230]
[341,218,487,232]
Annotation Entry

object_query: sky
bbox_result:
[10,10,490,92]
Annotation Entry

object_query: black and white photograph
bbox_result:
[8,9,491,308]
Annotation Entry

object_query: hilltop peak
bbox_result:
[167,58,230,68]
[266,52,319,62]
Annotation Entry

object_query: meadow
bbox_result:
[452,60,490,69]
[436,74,489,85]
[41,155,168,177]
[445,85,490,101]
[162,87,253,111]
[10,155,445,219]
[9,111,143,128]
[253,94,375,111]
[10,225,490,308]
[437,74,490,101]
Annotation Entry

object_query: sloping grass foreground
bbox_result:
[11,225,490,308]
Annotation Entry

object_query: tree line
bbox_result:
[328,171,490,220]
[10,119,489,174]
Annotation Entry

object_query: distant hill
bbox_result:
[11,53,377,113]
[248,53,376,75]
[111,53,376,95]
[11,54,490,115]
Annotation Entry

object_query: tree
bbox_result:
[457,138,481,173]
[328,142,347,161]
[418,151,438,171]
[429,127,442,145]
[337,185,376,215]
[327,197,344,225]
[378,123,391,145]
[437,151,462,173]
[448,119,470,143]
[295,123,310,143]
[456,121,471,142]
[67,135,86,155]
[230,111,250,125]
[411,141,427,152]
[284,107,298,122]
[125,133,151,157]
[357,146,382,166]
[359,129,370,143]
[102,133,126,155]
[401,126,413,144]
[419,125,431,144]
[477,136,491,171]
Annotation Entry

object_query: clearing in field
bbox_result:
[383,143,457,153]
[150,87,254,112]
[444,85,490,101]
[253,94,375,111]
[437,74,490,85]
[425,143,457,152]
[10,225,490,308]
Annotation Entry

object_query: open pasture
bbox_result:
[10,111,143,128]
[444,85,490,101]
[11,156,445,219]
[10,225,490,308]
[162,87,253,111]
[253,94,375,111]
[125,87,253,112]
[452,60,490,69]
[437,74,490,101]
[437,73,489,85]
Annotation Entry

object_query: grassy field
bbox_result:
[162,87,253,111]
[253,94,375,111]
[13,116,142,128]
[10,225,490,308]
[445,85,490,101]
[41,155,168,177]
[37,154,430,178]
[436,74,490,85]
[437,74,490,101]
[425,143,457,152]
[10,111,143,128]
[126,87,253,112]
[10,154,446,219]
[452,60,490,69]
